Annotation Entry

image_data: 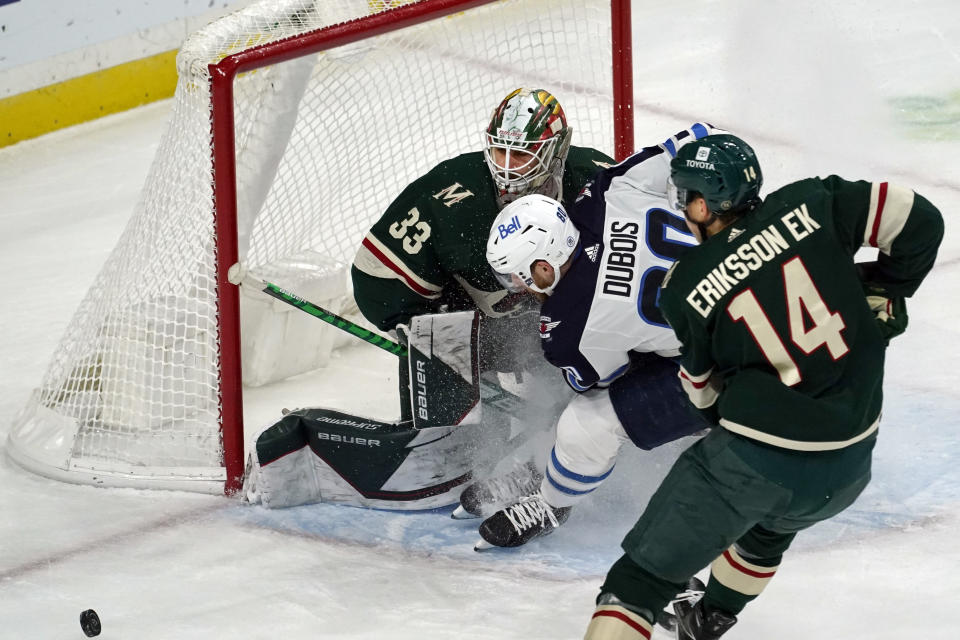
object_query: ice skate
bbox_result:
[452,459,542,519]
[673,577,737,640]
[474,491,570,550]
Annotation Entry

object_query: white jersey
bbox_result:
[539,123,718,391]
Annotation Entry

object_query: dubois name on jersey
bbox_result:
[540,124,717,391]
[599,218,643,299]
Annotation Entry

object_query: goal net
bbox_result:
[9,0,632,493]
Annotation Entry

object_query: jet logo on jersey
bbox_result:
[539,316,561,338]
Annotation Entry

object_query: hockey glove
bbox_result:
[865,291,908,344]
[857,261,908,345]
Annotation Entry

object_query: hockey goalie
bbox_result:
[240,88,600,511]
[241,310,564,510]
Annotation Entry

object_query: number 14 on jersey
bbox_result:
[727,256,849,386]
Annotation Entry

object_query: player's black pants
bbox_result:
[600,427,875,622]
[609,352,708,450]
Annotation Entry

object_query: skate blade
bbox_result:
[451,505,480,520]
[473,538,496,552]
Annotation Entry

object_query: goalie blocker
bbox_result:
[242,311,528,510]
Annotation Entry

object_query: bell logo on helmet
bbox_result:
[497,215,522,239]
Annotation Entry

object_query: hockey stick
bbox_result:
[257,280,407,356]
[246,277,528,414]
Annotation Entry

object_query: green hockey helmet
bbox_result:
[668,134,763,215]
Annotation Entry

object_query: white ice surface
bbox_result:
[1,1,959,638]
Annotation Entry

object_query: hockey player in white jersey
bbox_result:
[471,124,719,549]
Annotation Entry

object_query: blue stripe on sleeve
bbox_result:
[564,369,591,391]
[691,122,710,139]
[662,138,678,157]
[597,363,629,384]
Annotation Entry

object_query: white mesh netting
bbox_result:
[9,0,620,492]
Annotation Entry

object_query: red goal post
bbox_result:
[9,0,633,494]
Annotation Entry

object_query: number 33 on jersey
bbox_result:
[387,207,432,254]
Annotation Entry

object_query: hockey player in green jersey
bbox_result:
[352,88,613,418]
[583,134,943,640]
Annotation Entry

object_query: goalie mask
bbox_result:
[486,194,579,296]
[484,88,572,206]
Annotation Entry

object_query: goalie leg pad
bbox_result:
[401,311,482,430]
[247,407,484,510]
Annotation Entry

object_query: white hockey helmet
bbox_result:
[483,88,572,206]
[486,194,579,296]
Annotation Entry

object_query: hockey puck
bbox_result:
[79,609,101,637]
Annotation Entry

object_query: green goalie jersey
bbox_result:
[659,175,943,451]
[352,147,613,330]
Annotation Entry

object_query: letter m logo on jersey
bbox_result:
[432,183,474,207]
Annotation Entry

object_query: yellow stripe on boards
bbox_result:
[0,49,178,148]
[367,0,418,11]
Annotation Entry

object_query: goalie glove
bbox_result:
[864,289,908,344]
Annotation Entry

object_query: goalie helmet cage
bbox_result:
[8,0,633,495]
